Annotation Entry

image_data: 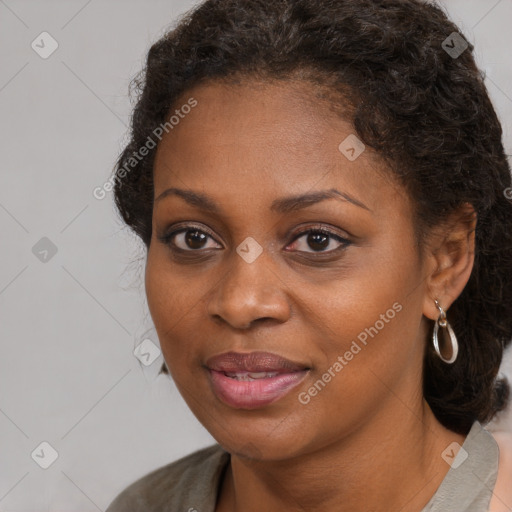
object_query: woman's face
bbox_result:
[146,79,432,460]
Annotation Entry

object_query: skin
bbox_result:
[145,78,498,511]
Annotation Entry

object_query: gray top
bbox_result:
[421,421,499,512]
[105,421,499,512]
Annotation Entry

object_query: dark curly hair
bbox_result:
[111,0,512,436]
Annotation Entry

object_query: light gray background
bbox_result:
[1,0,511,510]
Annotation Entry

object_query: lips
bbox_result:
[205,351,310,409]
[207,351,308,373]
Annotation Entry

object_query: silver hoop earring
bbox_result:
[432,299,458,364]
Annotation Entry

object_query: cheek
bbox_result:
[304,237,418,345]
[295,241,424,398]
[145,246,202,320]
[145,251,188,362]
[298,278,411,377]
[145,252,175,329]
[144,249,214,377]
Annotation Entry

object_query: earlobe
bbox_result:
[422,202,477,321]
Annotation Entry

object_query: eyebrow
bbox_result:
[154,187,371,214]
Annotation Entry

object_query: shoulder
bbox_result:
[487,430,512,512]
[105,443,229,512]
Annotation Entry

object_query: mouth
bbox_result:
[205,351,310,409]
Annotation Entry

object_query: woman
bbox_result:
[105,0,512,510]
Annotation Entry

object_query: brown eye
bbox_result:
[158,226,222,251]
[183,230,208,249]
[288,228,351,254]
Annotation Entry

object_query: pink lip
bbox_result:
[205,351,310,409]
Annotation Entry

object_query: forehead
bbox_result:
[158,78,355,156]
[152,79,406,216]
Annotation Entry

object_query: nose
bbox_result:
[206,248,291,330]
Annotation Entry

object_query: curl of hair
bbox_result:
[112,0,512,435]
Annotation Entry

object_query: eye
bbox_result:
[158,224,352,255]
[287,227,351,254]
[158,226,222,252]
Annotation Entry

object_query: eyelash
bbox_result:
[157,224,352,256]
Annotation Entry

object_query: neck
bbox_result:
[217,399,466,512]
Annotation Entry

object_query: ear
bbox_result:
[422,202,477,321]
